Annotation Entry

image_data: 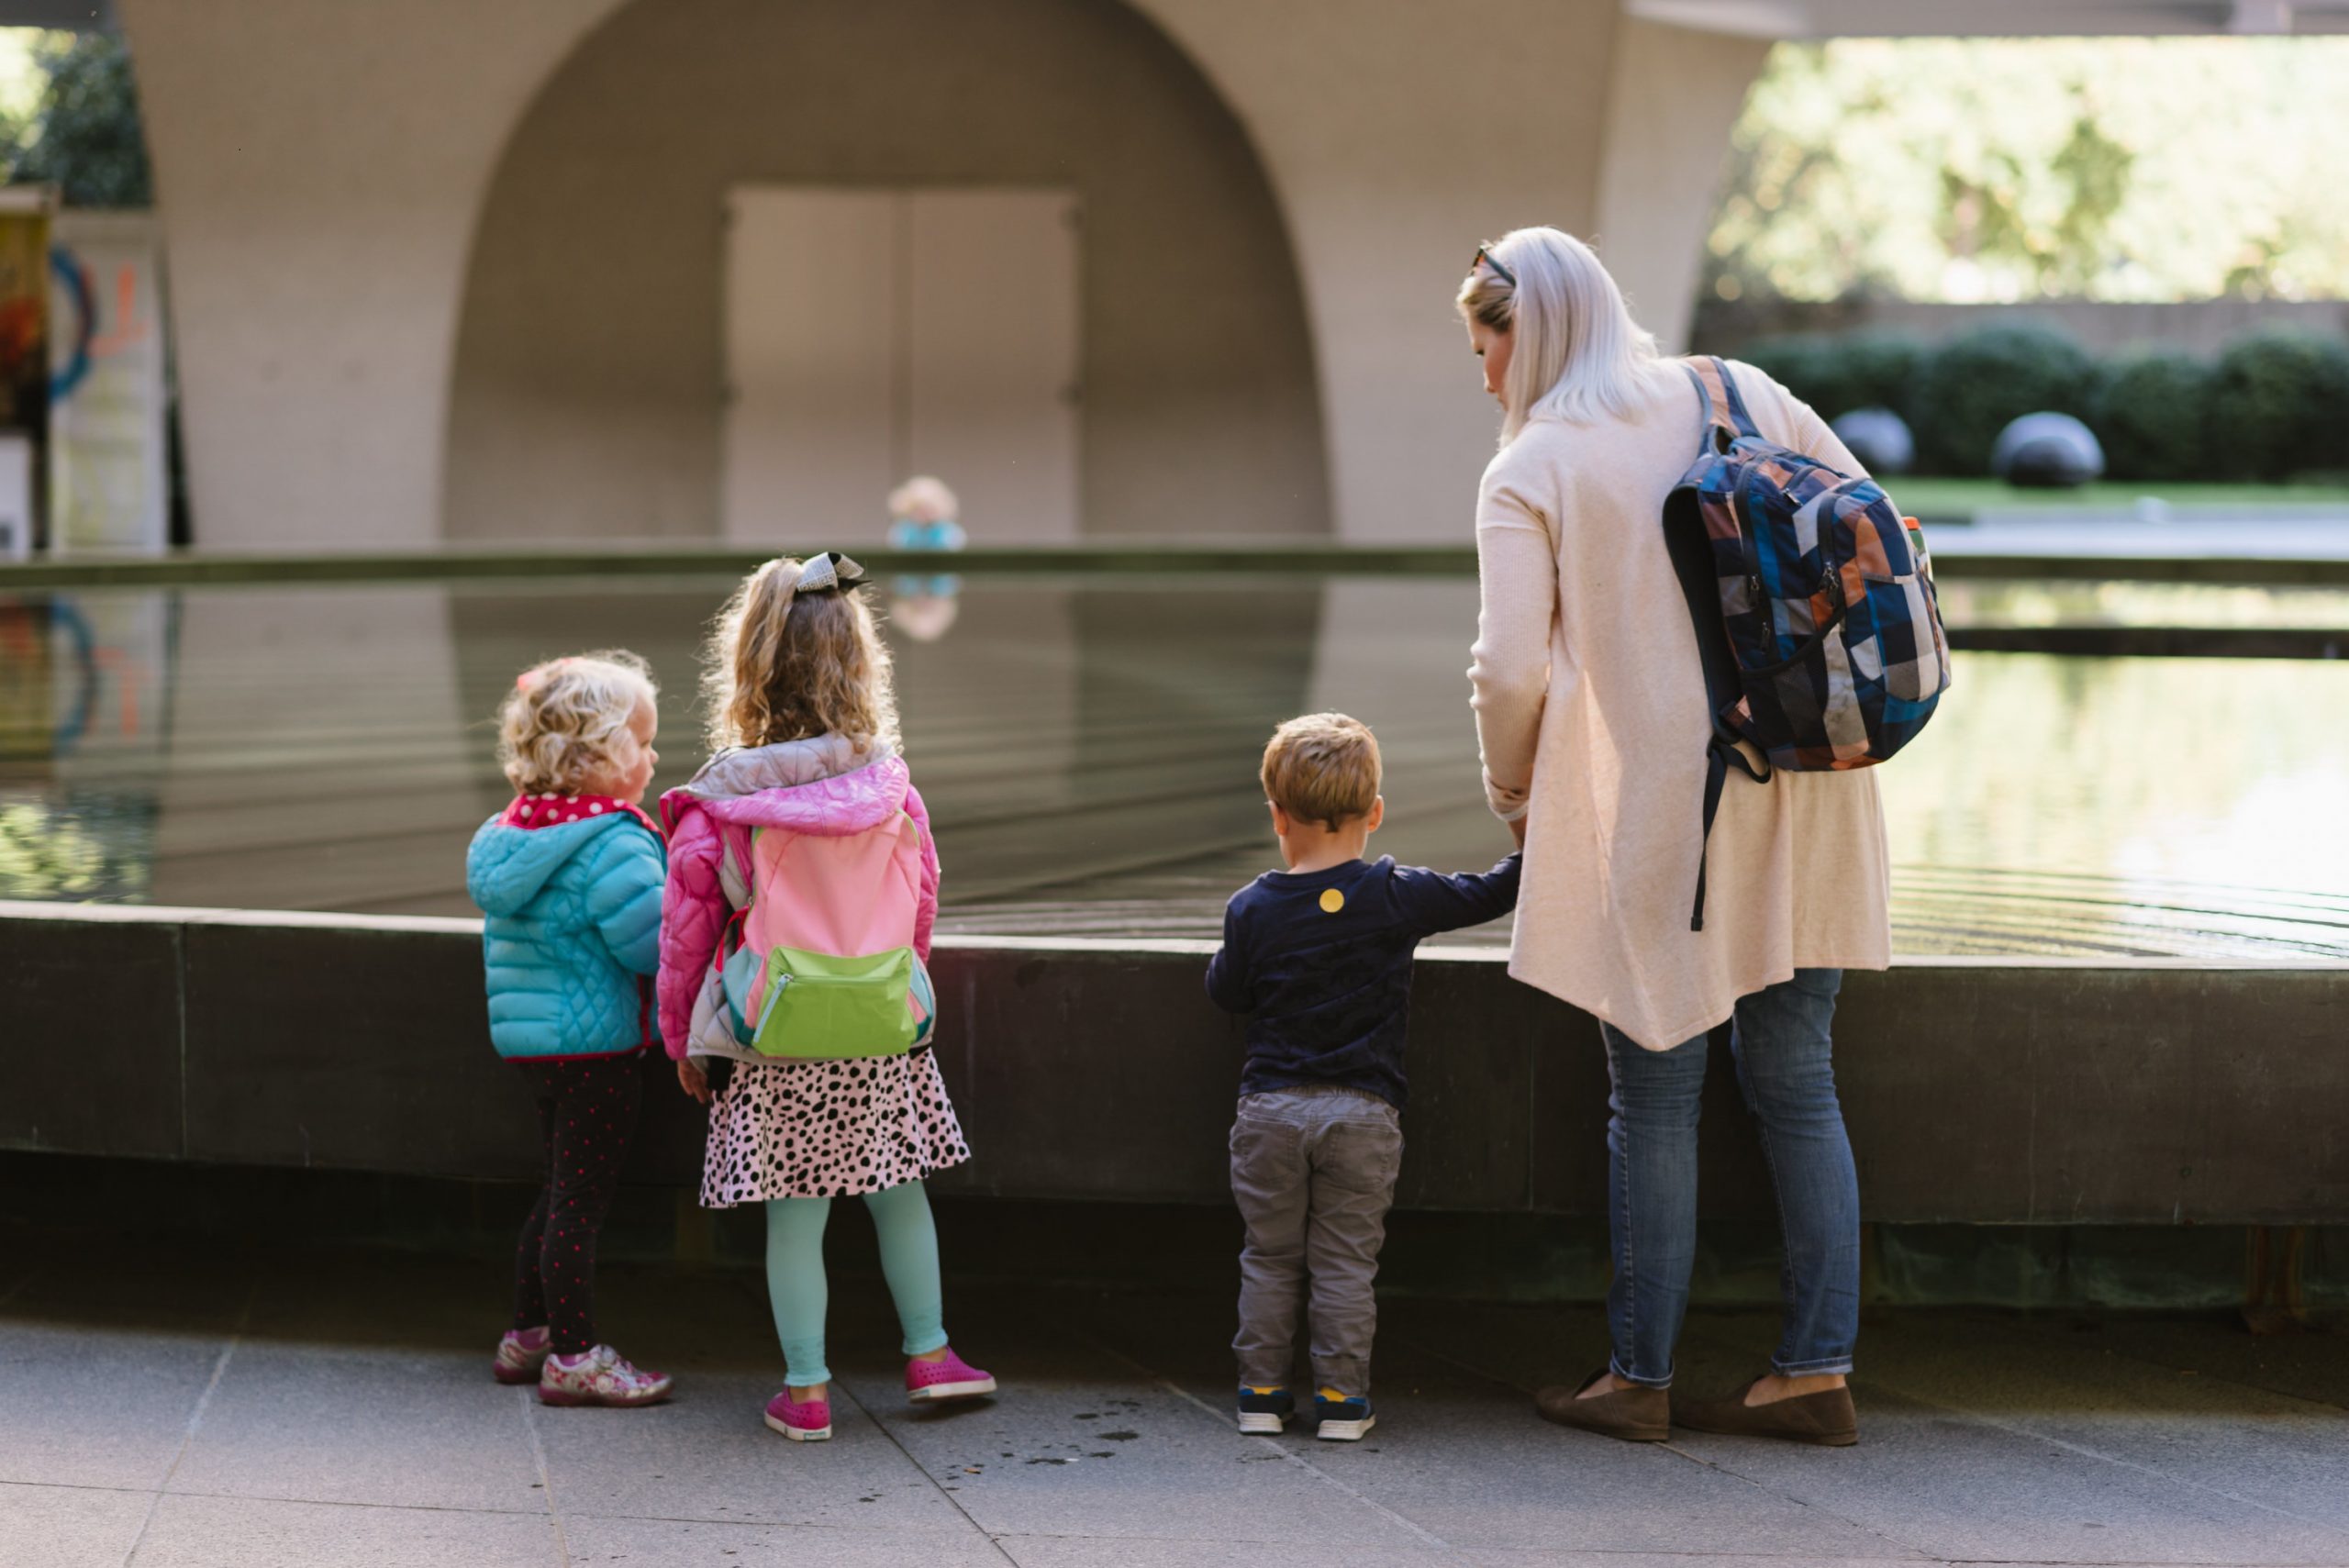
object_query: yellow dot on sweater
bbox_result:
[1319,888,1345,913]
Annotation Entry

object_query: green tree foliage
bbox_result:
[1708,38,2349,304]
[10,30,151,207]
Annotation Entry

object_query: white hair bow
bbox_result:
[795,551,865,595]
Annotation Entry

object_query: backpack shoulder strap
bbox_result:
[1686,354,1759,454]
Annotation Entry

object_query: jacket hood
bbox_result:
[467,811,644,916]
[661,735,908,839]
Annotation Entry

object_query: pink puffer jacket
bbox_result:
[657,735,940,1061]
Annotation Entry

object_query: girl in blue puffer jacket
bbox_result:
[466,651,672,1408]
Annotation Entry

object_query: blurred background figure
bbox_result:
[887,474,964,642]
[886,475,967,553]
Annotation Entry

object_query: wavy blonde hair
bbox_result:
[1456,226,1675,443]
[495,651,657,796]
[703,556,900,754]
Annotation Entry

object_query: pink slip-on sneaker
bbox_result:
[493,1326,551,1385]
[537,1344,674,1407]
[906,1348,996,1403]
[764,1389,832,1441]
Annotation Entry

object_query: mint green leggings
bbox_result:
[766,1178,948,1386]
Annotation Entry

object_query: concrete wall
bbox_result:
[443,0,1328,543]
[1595,18,1775,354]
[119,0,1767,550]
[115,0,630,550]
[6,902,2344,1225]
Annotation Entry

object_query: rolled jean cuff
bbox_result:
[1609,1355,1672,1391]
[1773,1354,1854,1377]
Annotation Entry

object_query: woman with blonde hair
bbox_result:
[1458,228,1888,1446]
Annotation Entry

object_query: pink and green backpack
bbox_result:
[710,813,936,1059]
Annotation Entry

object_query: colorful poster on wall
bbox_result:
[50,210,170,556]
[0,186,50,557]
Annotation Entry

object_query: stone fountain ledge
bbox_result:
[5,900,2345,1226]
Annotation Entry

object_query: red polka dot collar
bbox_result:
[501,793,662,838]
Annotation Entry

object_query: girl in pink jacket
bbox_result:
[659,552,993,1442]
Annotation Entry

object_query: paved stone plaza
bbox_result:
[4,1228,2347,1568]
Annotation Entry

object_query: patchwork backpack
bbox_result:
[1663,356,1951,932]
[709,813,936,1060]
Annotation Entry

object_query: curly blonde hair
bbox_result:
[703,556,900,754]
[495,651,658,796]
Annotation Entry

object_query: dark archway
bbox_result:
[442,0,1329,541]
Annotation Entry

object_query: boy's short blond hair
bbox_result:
[496,651,657,797]
[1261,712,1381,831]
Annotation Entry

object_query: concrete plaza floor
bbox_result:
[5,1228,2348,1568]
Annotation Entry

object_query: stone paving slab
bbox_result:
[4,1236,2348,1567]
[0,1482,153,1568]
[1086,1289,1930,1562]
[128,1493,559,1568]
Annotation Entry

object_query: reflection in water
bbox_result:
[4,575,2347,960]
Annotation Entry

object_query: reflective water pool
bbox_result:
[6,575,2349,959]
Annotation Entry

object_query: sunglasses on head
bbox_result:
[1473,246,1516,287]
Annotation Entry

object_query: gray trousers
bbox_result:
[1230,1085,1403,1394]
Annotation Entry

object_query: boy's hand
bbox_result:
[1508,815,1528,848]
[677,1058,712,1105]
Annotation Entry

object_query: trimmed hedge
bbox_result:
[1744,331,1925,428]
[2090,350,2210,483]
[1736,319,2349,482]
[1909,325,2094,476]
[2208,330,2349,482]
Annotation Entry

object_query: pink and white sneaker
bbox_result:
[493,1326,551,1385]
[906,1348,996,1403]
[537,1344,674,1407]
[764,1389,832,1441]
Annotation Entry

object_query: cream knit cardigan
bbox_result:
[1469,360,1892,1051]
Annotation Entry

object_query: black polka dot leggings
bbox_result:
[510,1052,643,1355]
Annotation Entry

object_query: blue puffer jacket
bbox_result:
[466,810,666,1060]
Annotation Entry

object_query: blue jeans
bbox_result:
[1598,970,1859,1388]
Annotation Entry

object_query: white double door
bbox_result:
[721,185,1081,546]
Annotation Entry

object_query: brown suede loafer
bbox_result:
[1533,1369,1669,1442]
[1675,1377,1858,1446]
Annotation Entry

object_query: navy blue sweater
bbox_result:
[1205,852,1521,1109]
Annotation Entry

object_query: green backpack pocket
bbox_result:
[751,946,918,1061]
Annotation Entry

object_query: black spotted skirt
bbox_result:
[699,1051,970,1207]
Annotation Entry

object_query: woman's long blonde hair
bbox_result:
[702,556,900,754]
[1456,226,1674,443]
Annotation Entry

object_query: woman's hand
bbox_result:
[1508,815,1529,849]
[677,1058,711,1105]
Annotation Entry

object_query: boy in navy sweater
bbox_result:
[1207,712,1520,1440]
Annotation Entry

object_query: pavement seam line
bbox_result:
[1083,1336,1450,1551]
[831,1377,1022,1566]
[1873,1383,2349,1541]
[518,1387,573,1567]
[1390,1320,1939,1564]
[121,1278,253,1567]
